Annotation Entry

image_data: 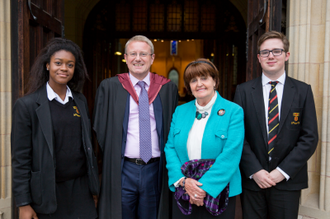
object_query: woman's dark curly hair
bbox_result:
[26,37,89,94]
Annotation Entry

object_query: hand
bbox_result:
[269,169,285,183]
[190,196,204,206]
[184,178,206,206]
[252,169,276,189]
[93,195,98,208]
[19,205,38,219]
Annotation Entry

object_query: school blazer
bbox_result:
[165,91,244,198]
[11,85,99,214]
[234,75,318,191]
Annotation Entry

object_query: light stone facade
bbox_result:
[0,0,329,218]
[287,0,330,218]
[0,0,12,218]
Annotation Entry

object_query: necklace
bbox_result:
[196,111,209,120]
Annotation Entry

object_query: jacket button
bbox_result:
[221,135,225,139]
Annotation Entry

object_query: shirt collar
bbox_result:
[129,72,150,87]
[195,91,217,112]
[46,82,73,103]
[262,72,286,86]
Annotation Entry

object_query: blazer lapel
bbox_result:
[179,101,196,161]
[201,93,223,154]
[278,76,295,133]
[251,77,268,145]
[73,94,88,138]
[35,86,54,157]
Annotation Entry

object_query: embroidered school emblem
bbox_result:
[73,106,81,117]
[293,113,299,121]
[291,112,300,125]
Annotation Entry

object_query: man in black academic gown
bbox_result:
[93,35,178,219]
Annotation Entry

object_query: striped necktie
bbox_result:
[268,81,279,159]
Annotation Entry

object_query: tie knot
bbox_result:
[269,81,278,87]
[137,81,146,89]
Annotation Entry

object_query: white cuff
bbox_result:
[174,177,185,188]
[276,167,290,181]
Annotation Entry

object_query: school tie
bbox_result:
[137,81,152,163]
[268,81,279,159]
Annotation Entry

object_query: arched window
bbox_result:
[168,69,179,87]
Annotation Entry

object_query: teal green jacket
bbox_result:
[165,91,244,198]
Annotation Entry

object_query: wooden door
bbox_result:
[246,0,286,81]
[12,0,64,102]
[11,1,64,217]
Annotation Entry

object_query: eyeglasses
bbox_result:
[126,52,153,58]
[259,49,285,57]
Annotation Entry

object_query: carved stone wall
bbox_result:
[0,0,12,218]
[287,0,330,218]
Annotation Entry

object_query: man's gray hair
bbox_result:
[125,35,154,54]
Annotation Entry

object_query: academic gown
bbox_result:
[93,74,178,219]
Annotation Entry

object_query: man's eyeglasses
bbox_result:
[126,52,153,58]
[259,49,285,57]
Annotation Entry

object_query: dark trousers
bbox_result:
[121,160,160,219]
[241,187,301,219]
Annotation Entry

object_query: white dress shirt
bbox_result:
[124,73,160,158]
[46,82,73,104]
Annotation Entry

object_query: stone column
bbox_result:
[287,0,330,218]
[0,0,12,218]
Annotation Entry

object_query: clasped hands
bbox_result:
[252,169,285,189]
[180,178,206,206]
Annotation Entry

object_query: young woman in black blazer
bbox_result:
[11,38,99,219]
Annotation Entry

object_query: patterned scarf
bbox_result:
[174,159,229,216]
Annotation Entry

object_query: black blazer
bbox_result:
[234,75,318,191]
[11,85,99,214]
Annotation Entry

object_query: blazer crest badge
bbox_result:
[291,112,300,125]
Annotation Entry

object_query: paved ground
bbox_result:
[298,216,316,219]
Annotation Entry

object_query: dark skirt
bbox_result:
[38,174,97,219]
[172,193,236,219]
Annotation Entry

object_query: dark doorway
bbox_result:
[82,0,247,114]
[81,1,247,218]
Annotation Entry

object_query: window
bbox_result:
[133,0,147,31]
[150,1,165,32]
[201,3,216,32]
[184,0,199,32]
[168,69,179,87]
[115,2,130,31]
[167,2,182,32]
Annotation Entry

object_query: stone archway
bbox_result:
[64,0,100,47]
[64,0,248,47]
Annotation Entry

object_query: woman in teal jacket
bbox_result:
[165,58,244,218]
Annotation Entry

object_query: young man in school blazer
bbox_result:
[234,31,318,219]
